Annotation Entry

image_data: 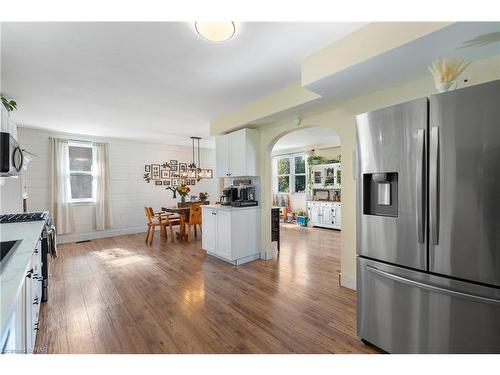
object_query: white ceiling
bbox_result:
[272,127,340,152]
[1,22,365,147]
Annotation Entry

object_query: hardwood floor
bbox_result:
[36,224,378,353]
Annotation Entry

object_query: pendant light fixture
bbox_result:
[188,136,203,180]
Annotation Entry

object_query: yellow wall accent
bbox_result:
[302,22,453,86]
[210,83,320,136]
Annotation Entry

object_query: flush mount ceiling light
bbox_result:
[194,22,236,42]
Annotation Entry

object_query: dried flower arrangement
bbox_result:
[428,58,470,92]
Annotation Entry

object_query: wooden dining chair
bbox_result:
[186,203,202,241]
[144,207,180,245]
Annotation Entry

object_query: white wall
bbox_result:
[18,127,220,243]
[0,177,23,213]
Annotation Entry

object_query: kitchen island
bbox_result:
[202,205,260,265]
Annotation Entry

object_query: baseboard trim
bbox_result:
[58,225,148,244]
[340,273,357,290]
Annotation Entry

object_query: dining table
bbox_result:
[161,201,209,240]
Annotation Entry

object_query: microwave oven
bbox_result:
[0,132,24,176]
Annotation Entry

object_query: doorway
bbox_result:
[270,126,342,260]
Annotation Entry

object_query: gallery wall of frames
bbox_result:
[144,159,213,186]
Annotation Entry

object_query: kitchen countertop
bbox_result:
[0,221,45,334]
[203,204,260,211]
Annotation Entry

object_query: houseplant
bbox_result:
[176,184,191,204]
[199,192,209,202]
[1,96,17,113]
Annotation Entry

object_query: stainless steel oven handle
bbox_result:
[366,265,500,306]
[430,126,439,245]
[416,129,425,243]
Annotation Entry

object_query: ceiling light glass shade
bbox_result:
[195,22,235,42]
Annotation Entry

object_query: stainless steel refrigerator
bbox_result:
[355,79,500,353]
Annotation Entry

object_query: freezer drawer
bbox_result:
[357,257,500,353]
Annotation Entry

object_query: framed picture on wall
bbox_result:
[170,160,178,165]
[161,170,170,179]
[163,180,171,186]
[185,179,191,185]
[190,179,196,185]
[155,181,162,186]
[145,165,151,172]
[172,178,179,186]
[179,163,187,173]
[170,165,178,172]
[151,164,160,180]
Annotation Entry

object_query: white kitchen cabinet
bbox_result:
[202,205,260,265]
[215,128,259,178]
[307,201,341,230]
[215,210,232,260]
[1,239,42,354]
[215,135,231,178]
[202,207,217,253]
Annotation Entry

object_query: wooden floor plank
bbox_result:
[36,224,379,353]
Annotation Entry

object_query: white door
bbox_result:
[335,205,342,226]
[310,203,321,224]
[229,130,246,177]
[202,209,217,252]
[321,204,334,225]
[215,135,230,177]
[216,210,232,260]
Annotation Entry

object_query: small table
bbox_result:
[161,207,190,239]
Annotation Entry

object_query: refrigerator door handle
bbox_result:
[416,129,425,243]
[366,265,500,306]
[430,126,439,245]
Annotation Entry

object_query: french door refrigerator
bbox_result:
[355,79,500,353]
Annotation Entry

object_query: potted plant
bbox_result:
[1,96,18,114]
[428,58,469,93]
[199,192,209,202]
[176,184,191,204]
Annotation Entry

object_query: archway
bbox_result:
[256,109,357,289]
[262,125,344,280]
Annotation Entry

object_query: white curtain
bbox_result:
[93,142,113,230]
[50,137,74,234]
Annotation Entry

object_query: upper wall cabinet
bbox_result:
[216,128,259,177]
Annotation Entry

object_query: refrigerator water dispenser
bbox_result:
[363,172,398,217]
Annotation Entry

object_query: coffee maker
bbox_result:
[220,187,238,206]
[231,183,258,207]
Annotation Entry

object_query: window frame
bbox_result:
[274,153,307,195]
[68,141,95,204]
[292,154,306,193]
[276,155,291,194]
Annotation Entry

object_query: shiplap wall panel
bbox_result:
[18,127,219,243]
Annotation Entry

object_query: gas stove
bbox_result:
[0,212,48,224]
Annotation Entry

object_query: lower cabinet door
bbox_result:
[216,210,232,260]
[202,209,217,252]
[335,205,341,226]
[321,205,333,224]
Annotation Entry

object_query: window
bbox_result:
[68,142,94,202]
[275,153,307,194]
[277,156,290,193]
[293,155,306,193]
